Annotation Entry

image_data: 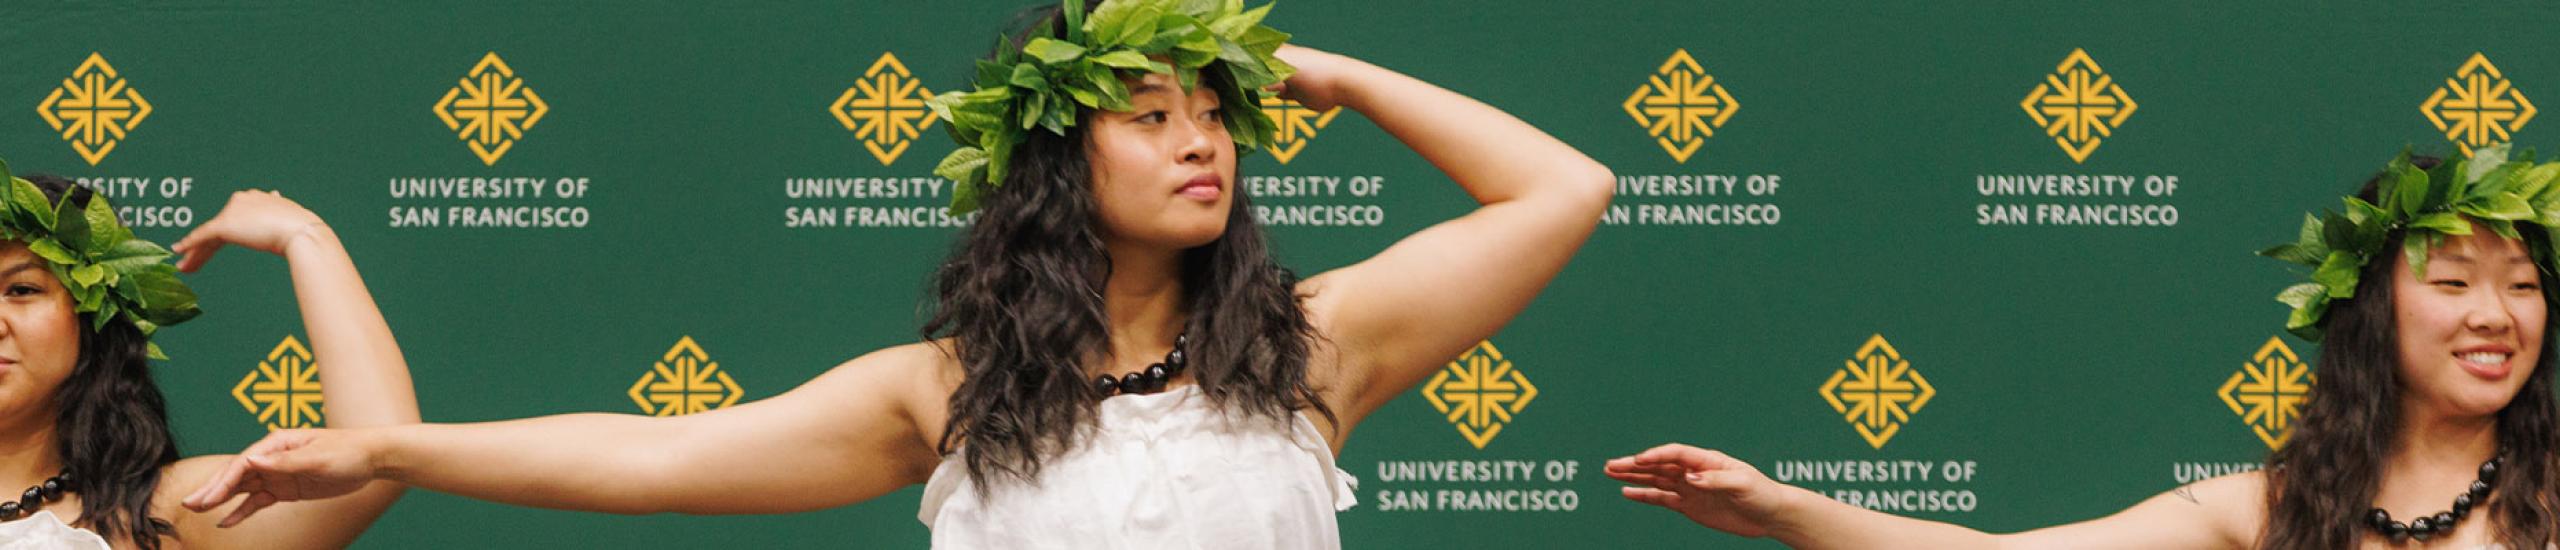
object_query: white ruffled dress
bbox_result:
[918,385,1358,549]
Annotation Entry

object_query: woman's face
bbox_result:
[2393,226,2548,418]
[0,243,83,425]
[1082,71,1237,251]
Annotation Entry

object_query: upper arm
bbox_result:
[1993,472,2263,550]
[1303,168,1612,423]
[637,343,947,514]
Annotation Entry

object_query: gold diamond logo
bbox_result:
[37,53,153,166]
[1622,49,1737,163]
[434,52,550,165]
[2219,337,2313,449]
[2020,49,2137,163]
[830,52,938,165]
[1820,334,1935,449]
[1422,340,1538,449]
[2423,53,2537,157]
[232,336,323,431]
[1260,97,1340,164]
[629,336,743,416]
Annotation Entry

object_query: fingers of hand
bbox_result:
[1621,486,1685,508]
[1605,463,1699,493]
[181,455,254,511]
[1635,443,1735,473]
[216,490,279,528]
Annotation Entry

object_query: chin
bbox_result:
[2452,390,2523,417]
[1163,216,1230,247]
[1168,229,1225,249]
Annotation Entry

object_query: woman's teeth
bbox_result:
[2459,352,2511,365]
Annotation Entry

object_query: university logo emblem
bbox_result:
[2020,48,2136,163]
[233,336,323,431]
[2423,53,2536,157]
[434,52,550,165]
[38,53,153,166]
[1259,97,1338,164]
[830,52,938,165]
[1422,340,1538,449]
[1820,334,1935,449]
[1623,49,1737,163]
[629,336,744,416]
[2219,337,2312,449]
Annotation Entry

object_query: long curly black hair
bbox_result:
[2261,156,2560,549]
[921,4,1332,487]
[22,174,180,549]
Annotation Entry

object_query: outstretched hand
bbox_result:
[1604,443,1799,538]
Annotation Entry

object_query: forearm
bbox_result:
[1766,485,2002,550]
[1332,55,1612,206]
[370,414,681,514]
[286,224,418,427]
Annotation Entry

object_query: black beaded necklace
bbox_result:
[0,471,73,522]
[2364,454,2503,542]
[1092,332,1188,397]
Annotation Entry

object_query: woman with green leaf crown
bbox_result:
[0,162,421,549]
[180,0,1611,547]
[1609,144,2560,550]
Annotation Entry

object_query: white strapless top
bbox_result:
[918,385,1357,549]
[0,511,110,550]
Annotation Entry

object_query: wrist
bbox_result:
[1318,54,1386,114]
[279,219,335,256]
[356,427,405,482]
[1761,484,1831,542]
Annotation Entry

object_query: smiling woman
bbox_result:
[1609,146,2560,550]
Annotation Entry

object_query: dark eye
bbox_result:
[5,283,40,297]
[2434,280,2470,289]
[1136,111,1169,124]
[1199,108,1224,123]
[2516,282,2542,291]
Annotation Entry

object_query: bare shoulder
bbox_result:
[818,339,964,445]
[2005,470,2265,549]
[813,340,961,391]
[2164,470,2269,545]
[864,338,963,390]
[2186,469,2266,501]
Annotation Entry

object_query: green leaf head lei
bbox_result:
[926,0,1297,215]
[2261,143,2560,343]
[0,157,201,360]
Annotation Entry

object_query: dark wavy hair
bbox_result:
[921,5,1332,487]
[2262,156,2560,548]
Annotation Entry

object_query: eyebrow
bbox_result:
[1130,82,1172,96]
[0,260,39,278]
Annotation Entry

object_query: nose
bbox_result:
[1174,111,1221,166]
[2468,292,2519,335]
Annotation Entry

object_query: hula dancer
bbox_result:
[1611,145,2560,549]
[185,0,1611,547]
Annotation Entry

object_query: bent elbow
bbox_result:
[1562,162,1616,223]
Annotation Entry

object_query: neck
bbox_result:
[0,407,63,491]
[1099,239,1186,372]
[2383,397,2499,491]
